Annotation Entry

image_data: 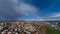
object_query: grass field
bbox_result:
[46,28,60,34]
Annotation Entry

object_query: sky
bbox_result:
[0,0,60,21]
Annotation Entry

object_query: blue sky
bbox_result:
[0,0,60,21]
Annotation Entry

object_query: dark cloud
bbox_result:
[0,0,21,21]
[0,0,39,21]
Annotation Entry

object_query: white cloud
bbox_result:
[0,0,39,21]
[44,12,60,21]
[14,2,39,16]
[12,0,43,21]
[0,0,46,21]
[51,12,60,17]
[9,0,39,16]
[48,12,60,18]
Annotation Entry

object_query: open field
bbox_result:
[46,28,60,34]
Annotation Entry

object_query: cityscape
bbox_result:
[0,21,60,34]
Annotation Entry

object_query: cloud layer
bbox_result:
[44,12,60,21]
[0,0,40,21]
[50,12,60,18]
[0,0,60,21]
[14,2,39,15]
